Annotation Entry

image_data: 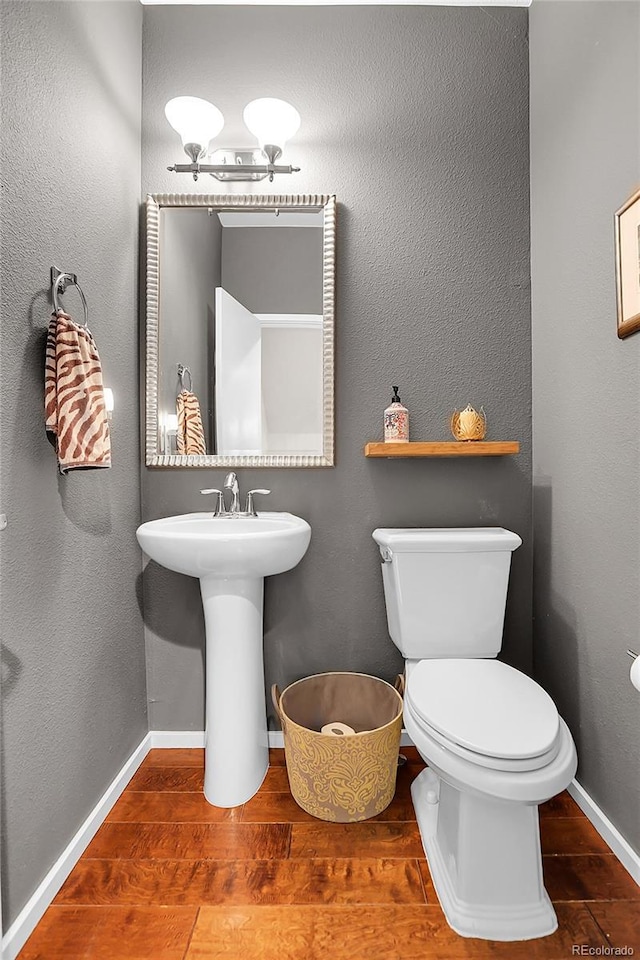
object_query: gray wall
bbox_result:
[530,2,640,851]
[159,209,222,452]
[0,1,145,928]
[141,5,532,730]
[222,226,323,314]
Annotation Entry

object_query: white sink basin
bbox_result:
[136,509,311,808]
[136,511,310,579]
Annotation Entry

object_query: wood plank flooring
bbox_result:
[19,747,640,959]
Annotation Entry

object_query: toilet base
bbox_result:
[412,768,558,941]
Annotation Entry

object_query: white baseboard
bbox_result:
[1,733,152,960]
[149,730,206,748]
[568,780,640,886]
[146,730,415,749]
[6,730,636,960]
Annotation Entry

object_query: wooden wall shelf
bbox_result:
[364,441,520,458]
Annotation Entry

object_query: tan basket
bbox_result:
[272,672,404,822]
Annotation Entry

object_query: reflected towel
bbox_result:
[44,312,111,473]
[176,389,206,455]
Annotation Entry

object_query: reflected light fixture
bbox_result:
[165,96,301,182]
[103,387,114,421]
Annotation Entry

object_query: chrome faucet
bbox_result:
[200,473,270,517]
[224,472,240,514]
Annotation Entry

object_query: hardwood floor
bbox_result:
[19,747,639,959]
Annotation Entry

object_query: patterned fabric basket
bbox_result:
[272,672,404,822]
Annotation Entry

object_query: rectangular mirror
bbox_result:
[145,193,336,467]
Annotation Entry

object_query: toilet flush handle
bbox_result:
[380,546,393,563]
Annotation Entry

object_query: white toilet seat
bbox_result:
[409,711,561,772]
[406,659,562,773]
[404,695,577,804]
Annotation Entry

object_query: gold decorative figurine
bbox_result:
[450,404,487,441]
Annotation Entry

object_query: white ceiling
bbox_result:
[217,211,323,227]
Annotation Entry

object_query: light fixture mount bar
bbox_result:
[167,162,301,182]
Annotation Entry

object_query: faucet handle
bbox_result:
[245,489,270,517]
[200,488,224,516]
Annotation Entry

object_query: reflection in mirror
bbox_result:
[145,194,335,468]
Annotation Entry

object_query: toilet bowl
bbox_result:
[404,658,577,941]
[372,527,578,941]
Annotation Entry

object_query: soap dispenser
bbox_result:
[384,386,409,443]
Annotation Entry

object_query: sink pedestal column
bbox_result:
[200,576,269,807]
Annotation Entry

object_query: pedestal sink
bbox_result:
[136,512,311,806]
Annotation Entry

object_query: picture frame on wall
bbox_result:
[615,186,640,339]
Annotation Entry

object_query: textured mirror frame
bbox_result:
[145,193,336,467]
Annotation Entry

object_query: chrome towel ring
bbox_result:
[50,266,89,328]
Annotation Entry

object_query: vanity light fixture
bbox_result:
[165,96,301,182]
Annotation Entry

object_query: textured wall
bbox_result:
[141,5,532,730]
[530,2,640,851]
[0,1,145,928]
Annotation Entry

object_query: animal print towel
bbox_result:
[44,312,111,473]
[176,389,207,455]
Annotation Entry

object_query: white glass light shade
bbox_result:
[243,98,301,149]
[164,96,224,149]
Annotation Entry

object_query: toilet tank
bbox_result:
[372,528,522,659]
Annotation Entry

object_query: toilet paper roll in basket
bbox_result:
[321,721,356,736]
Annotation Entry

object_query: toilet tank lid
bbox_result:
[372,527,522,553]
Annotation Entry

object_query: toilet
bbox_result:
[372,527,577,942]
